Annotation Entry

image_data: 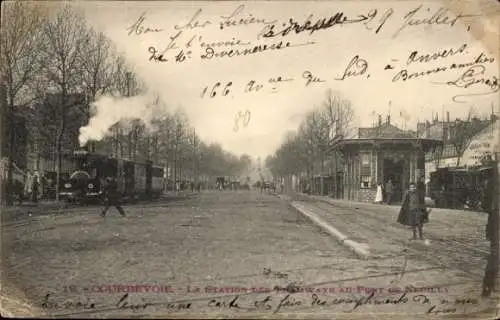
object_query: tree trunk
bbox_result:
[55,91,67,202]
[55,132,62,202]
[128,131,133,159]
[55,116,66,202]
[146,136,151,160]
[119,128,124,158]
[173,144,177,185]
[6,101,15,206]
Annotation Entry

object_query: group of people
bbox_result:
[175,181,202,192]
[6,169,52,205]
[374,179,397,205]
[24,170,45,203]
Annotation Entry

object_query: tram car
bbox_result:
[59,150,165,203]
[429,166,491,211]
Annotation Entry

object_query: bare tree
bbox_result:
[0,1,45,204]
[40,4,88,200]
[78,28,114,110]
[172,110,189,182]
[78,28,116,154]
[93,54,145,159]
[320,89,354,182]
[266,89,355,195]
[155,112,175,172]
[448,108,485,167]
[321,89,355,139]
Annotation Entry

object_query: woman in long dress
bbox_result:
[397,182,428,240]
[374,184,383,203]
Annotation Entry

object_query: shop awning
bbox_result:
[461,119,499,166]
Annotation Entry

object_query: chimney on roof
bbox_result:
[387,115,390,125]
[446,111,450,123]
[378,114,382,126]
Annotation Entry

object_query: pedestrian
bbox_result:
[16,179,24,205]
[39,173,47,200]
[385,179,393,205]
[481,174,495,296]
[101,176,126,217]
[24,170,32,200]
[374,183,383,204]
[417,177,426,207]
[32,171,39,203]
[397,182,429,240]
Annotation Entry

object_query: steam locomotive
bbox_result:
[59,150,165,203]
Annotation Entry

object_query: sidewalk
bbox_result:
[282,193,498,317]
[294,193,487,237]
[284,193,489,271]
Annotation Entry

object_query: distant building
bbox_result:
[417,112,496,182]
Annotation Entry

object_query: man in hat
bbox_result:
[385,179,394,205]
[101,176,125,217]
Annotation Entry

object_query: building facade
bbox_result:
[332,117,441,203]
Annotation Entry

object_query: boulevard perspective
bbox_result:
[1,1,499,319]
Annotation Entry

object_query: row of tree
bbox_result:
[147,108,253,182]
[1,2,252,203]
[265,89,354,181]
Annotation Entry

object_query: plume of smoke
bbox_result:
[78,94,162,147]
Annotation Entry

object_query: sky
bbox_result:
[74,0,499,158]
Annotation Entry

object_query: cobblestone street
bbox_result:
[1,190,496,318]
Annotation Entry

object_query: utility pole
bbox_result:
[492,120,500,294]
[484,153,500,296]
[483,110,500,296]
[493,154,500,291]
